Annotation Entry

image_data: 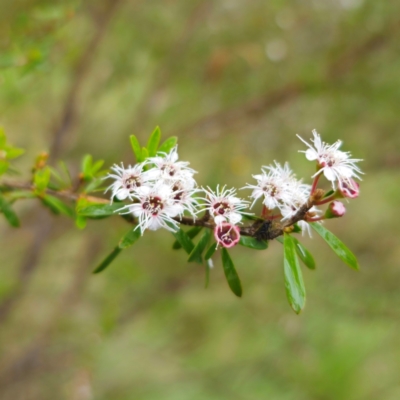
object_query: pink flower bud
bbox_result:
[337,179,360,199]
[325,201,346,219]
[214,223,240,248]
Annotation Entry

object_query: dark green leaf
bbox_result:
[291,236,316,270]
[204,242,217,260]
[118,228,141,249]
[283,233,306,314]
[239,235,268,250]
[77,203,121,218]
[292,223,301,233]
[147,126,161,157]
[172,228,195,255]
[310,222,359,270]
[41,195,74,217]
[158,136,177,154]
[172,226,202,249]
[188,228,211,263]
[129,135,143,163]
[93,247,122,274]
[221,248,242,297]
[0,194,20,227]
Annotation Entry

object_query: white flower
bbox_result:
[202,185,249,226]
[105,163,147,201]
[169,178,199,218]
[145,146,197,185]
[297,130,363,188]
[118,183,181,235]
[243,162,298,211]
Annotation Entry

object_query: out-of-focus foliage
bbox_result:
[1,0,400,399]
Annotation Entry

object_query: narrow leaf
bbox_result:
[283,233,306,314]
[93,247,122,274]
[239,235,268,250]
[5,147,25,159]
[221,248,242,297]
[204,242,217,260]
[147,126,161,157]
[172,228,195,255]
[172,226,202,249]
[34,167,51,193]
[118,228,141,249]
[75,216,87,230]
[141,147,149,161]
[41,195,74,217]
[310,222,359,270]
[0,194,20,227]
[158,136,177,154]
[0,160,9,175]
[91,159,104,175]
[205,261,211,288]
[77,203,121,218]
[81,154,92,175]
[130,135,143,162]
[188,228,211,263]
[291,236,316,270]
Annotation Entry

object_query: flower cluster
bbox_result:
[106,147,199,235]
[106,130,363,248]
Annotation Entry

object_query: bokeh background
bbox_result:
[1,1,400,399]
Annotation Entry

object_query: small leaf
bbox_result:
[41,195,74,217]
[84,178,104,193]
[147,126,161,157]
[5,147,25,159]
[0,127,6,147]
[93,247,122,274]
[0,160,9,175]
[77,203,121,218]
[0,194,20,227]
[118,228,141,249]
[291,236,316,270]
[221,248,242,297]
[239,235,268,250]
[141,147,149,161]
[172,228,195,255]
[283,233,306,314]
[204,242,217,260]
[81,154,92,176]
[75,216,87,229]
[310,222,359,270]
[130,135,143,163]
[172,226,202,249]
[34,166,51,193]
[188,228,211,263]
[158,136,177,154]
[91,159,104,175]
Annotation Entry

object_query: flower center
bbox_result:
[212,201,230,216]
[161,164,177,177]
[124,174,141,190]
[216,224,239,246]
[143,196,163,216]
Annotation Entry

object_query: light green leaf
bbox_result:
[5,147,25,159]
[34,167,51,193]
[41,195,74,217]
[81,154,92,176]
[0,160,9,175]
[239,235,268,250]
[283,233,306,314]
[291,236,316,270]
[0,194,20,227]
[91,159,104,175]
[141,147,149,161]
[0,127,6,148]
[93,247,122,274]
[130,135,143,163]
[188,228,211,263]
[147,126,161,157]
[77,203,121,218]
[221,248,242,297]
[75,216,87,230]
[118,228,141,249]
[158,136,177,154]
[310,222,359,270]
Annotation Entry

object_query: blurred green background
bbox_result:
[1,0,400,399]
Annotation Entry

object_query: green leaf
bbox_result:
[93,247,122,274]
[172,228,195,255]
[34,167,51,193]
[41,195,74,217]
[0,127,6,148]
[172,226,202,249]
[5,147,25,159]
[221,248,242,297]
[310,222,359,270]
[291,236,316,270]
[130,135,143,163]
[158,136,177,154]
[205,261,211,288]
[84,178,104,193]
[188,228,211,263]
[141,147,149,161]
[204,242,217,260]
[75,216,87,230]
[91,159,104,175]
[77,203,121,218]
[239,235,268,250]
[118,228,141,249]
[0,160,9,175]
[283,233,306,314]
[147,126,161,157]
[0,194,20,227]
[81,154,92,176]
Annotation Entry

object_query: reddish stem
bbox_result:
[315,194,335,206]
[311,173,321,195]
